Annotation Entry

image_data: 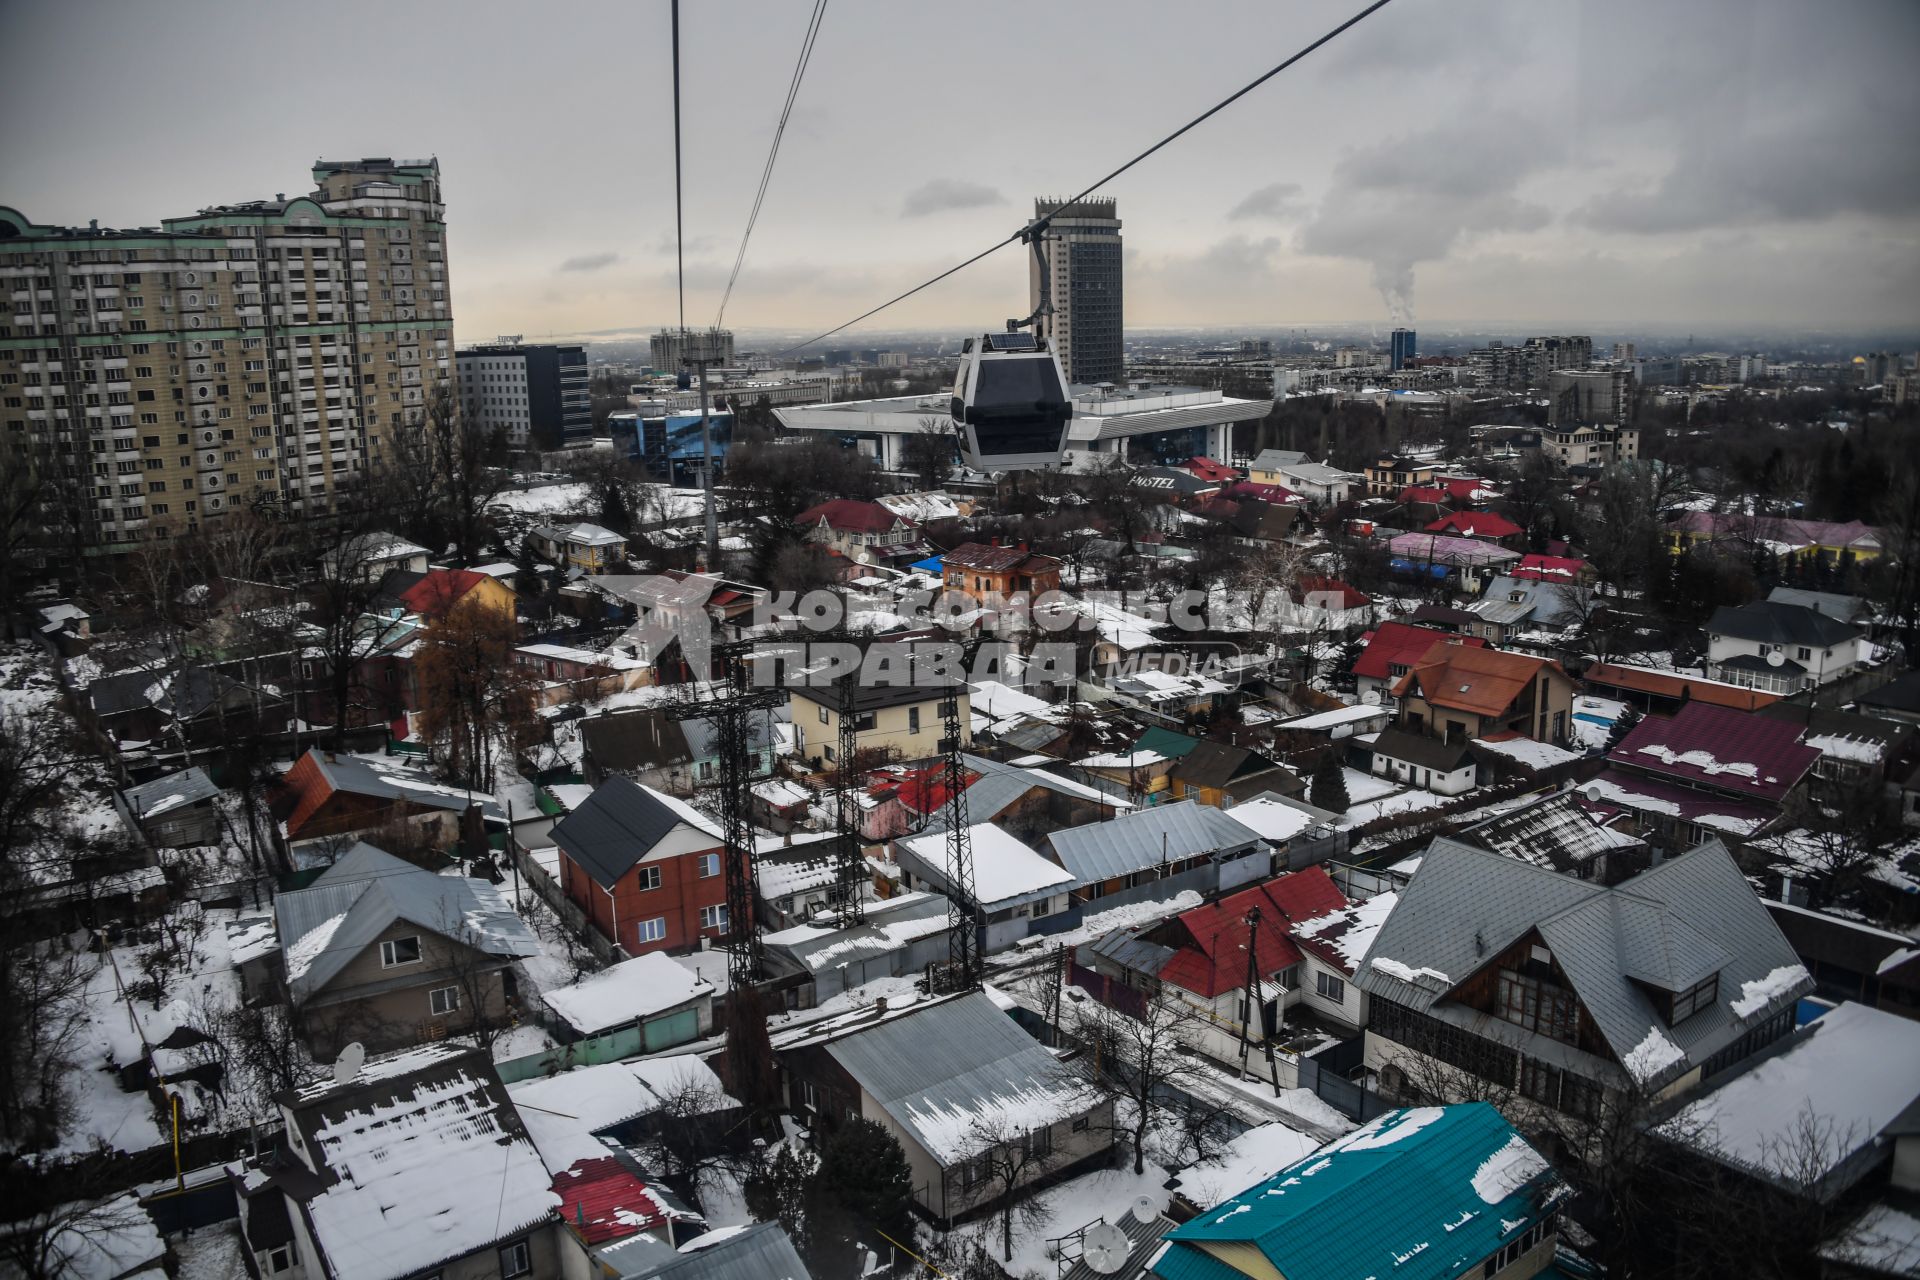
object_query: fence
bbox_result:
[1296,1045,1390,1123]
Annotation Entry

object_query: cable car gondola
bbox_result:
[949,328,1074,473]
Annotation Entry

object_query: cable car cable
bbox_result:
[769,0,1396,360]
[716,0,830,328]
[671,0,687,337]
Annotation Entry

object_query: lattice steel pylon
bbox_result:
[830,653,868,927]
[666,638,780,991]
[933,660,982,993]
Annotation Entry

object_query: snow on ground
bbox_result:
[1339,767,1400,804]
[1343,783,1446,826]
[973,1159,1170,1280]
[488,1021,559,1064]
[490,482,594,517]
[171,1223,251,1280]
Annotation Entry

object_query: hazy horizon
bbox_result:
[5,0,1916,341]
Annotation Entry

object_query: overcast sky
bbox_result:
[4,0,1916,340]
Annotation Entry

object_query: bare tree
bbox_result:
[905,416,956,492]
[413,594,538,789]
[0,1192,155,1280]
[1071,995,1232,1175]
[962,1114,1069,1264]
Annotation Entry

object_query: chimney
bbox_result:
[873,996,888,1016]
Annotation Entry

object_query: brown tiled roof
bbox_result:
[943,542,1059,575]
[1392,646,1567,718]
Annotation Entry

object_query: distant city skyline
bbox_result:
[4,0,1916,341]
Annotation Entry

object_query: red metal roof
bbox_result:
[1437,476,1500,505]
[551,1157,672,1245]
[1182,456,1239,484]
[1425,510,1523,539]
[1223,480,1297,505]
[1399,485,1450,506]
[1158,867,1350,998]
[796,499,910,534]
[1511,554,1588,582]
[1352,622,1486,681]
[1293,575,1371,611]
[1607,702,1818,802]
[398,569,489,619]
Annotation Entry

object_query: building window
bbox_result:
[818,705,829,724]
[1669,972,1719,1025]
[499,1240,533,1278]
[701,904,729,934]
[908,707,921,734]
[261,1243,297,1274]
[697,853,721,878]
[379,936,422,967]
[1316,971,1345,1003]
[1497,969,1578,1043]
[429,986,460,1016]
[1519,1057,1561,1108]
[636,865,662,891]
[635,917,667,945]
[1023,1126,1053,1159]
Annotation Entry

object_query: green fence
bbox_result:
[493,1008,702,1084]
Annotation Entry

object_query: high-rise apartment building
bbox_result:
[0,158,452,557]
[1548,368,1632,427]
[457,340,591,453]
[1030,198,1123,385]
[1390,327,1417,372]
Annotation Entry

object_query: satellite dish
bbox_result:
[1081,1222,1132,1275]
[1582,785,1604,805]
[1132,1188,1170,1218]
[1765,649,1786,668]
[1361,689,1381,706]
[332,1041,366,1086]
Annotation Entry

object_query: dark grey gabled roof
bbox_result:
[123,766,221,819]
[551,775,722,888]
[1045,800,1264,887]
[1708,600,1858,649]
[1357,838,1810,1089]
[624,1221,813,1280]
[1369,727,1473,774]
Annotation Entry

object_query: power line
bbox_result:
[716,0,830,329]
[770,0,1397,359]
[671,0,687,335]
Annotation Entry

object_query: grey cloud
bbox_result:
[901,178,1005,218]
[1570,0,1920,233]
[1297,115,1560,324]
[558,251,621,273]
[1229,183,1306,222]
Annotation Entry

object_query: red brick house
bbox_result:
[551,776,741,956]
[941,542,1063,603]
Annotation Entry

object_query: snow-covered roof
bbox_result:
[1224,795,1317,845]
[508,1054,736,1173]
[761,891,952,974]
[1662,1001,1920,1195]
[288,1047,558,1280]
[122,766,220,819]
[817,991,1102,1165]
[1167,1121,1324,1211]
[1277,703,1390,733]
[540,952,713,1036]
[274,842,539,1002]
[898,823,1072,908]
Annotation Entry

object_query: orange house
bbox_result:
[387,568,517,625]
[942,542,1063,604]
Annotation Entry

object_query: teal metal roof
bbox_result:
[1159,1104,1563,1280]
